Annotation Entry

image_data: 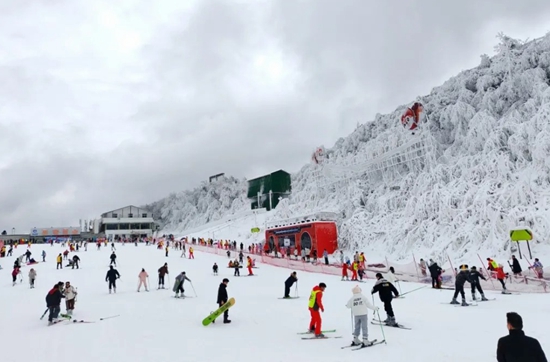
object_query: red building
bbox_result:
[264,213,338,255]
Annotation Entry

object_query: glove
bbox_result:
[321,308,325,312]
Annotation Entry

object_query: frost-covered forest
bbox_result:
[147,34,550,260]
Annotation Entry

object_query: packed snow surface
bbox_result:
[1,244,547,362]
[148,34,550,264]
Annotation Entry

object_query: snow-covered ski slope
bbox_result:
[1,244,547,362]
[150,33,550,263]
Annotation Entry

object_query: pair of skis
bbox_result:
[341,339,386,350]
[371,320,411,330]
[299,329,340,339]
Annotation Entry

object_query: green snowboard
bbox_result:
[202,298,235,326]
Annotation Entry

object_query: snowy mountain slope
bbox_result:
[154,34,550,262]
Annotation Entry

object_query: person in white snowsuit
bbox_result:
[346,285,379,347]
[64,281,77,314]
[28,268,37,289]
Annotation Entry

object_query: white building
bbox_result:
[100,205,158,239]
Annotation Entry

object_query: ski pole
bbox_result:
[190,282,198,297]
[399,285,427,297]
[375,310,387,343]
[295,282,299,297]
[396,280,402,294]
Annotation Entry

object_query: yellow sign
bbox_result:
[251,227,260,233]
[510,229,533,241]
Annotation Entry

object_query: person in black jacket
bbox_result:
[428,259,442,288]
[216,278,230,324]
[72,255,80,269]
[105,266,121,294]
[110,252,117,266]
[451,264,472,306]
[45,282,65,325]
[510,255,523,276]
[283,271,298,298]
[497,312,547,362]
[469,266,488,301]
[371,273,399,326]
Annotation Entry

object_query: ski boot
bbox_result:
[471,294,476,301]
[223,318,231,324]
[480,294,488,301]
[350,336,361,346]
[382,315,390,323]
[386,317,398,327]
[314,333,325,338]
[361,339,375,347]
[450,298,459,305]
[461,298,469,306]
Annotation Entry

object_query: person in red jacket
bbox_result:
[246,256,253,276]
[495,264,509,294]
[341,263,349,281]
[308,283,327,338]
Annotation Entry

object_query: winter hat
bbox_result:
[352,285,362,294]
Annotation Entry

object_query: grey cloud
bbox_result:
[1,0,550,230]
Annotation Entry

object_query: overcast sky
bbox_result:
[1,0,550,231]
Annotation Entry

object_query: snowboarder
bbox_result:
[496,312,547,361]
[105,265,121,294]
[308,282,326,338]
[469,266,488,301]
[64,281,77,314]
[283,271,298,298]
[158,263,168,289]
[28,268,37,289]
[216,278,231,324]
[173,272,191,298]
[450,264,472,306]
[371,273,399,326]
[72,255,80,269]
[346,285,379,347]
[138,268,149,292]
[212,263,218,275]
[46,282,65,325]
[110,252,117,266]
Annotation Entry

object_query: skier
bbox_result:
[341,262,349,281]
[246,256,253,276]
[56,253,63,269]
[46,282,65,325]
[158,263,169,289]
[64,281,77,315]
[11,266,20,286]
[189,247,194,259]
[28,268,37,289]
[111,242,116,251]
[138,268,149,292]
[529,258,544,278]
[371,273,399,326]
[41,250,46,262]
[308,282,327,338]
[428,259,442,288]
[469,266,488,301]
[105,265,121,294]
[173,271,191,298]
[346,285,379,347]
[233,260,240,276]
[165,245,169,257]
[216,278,231,324]
[450,264,472,306]
[110,252,117,266]
[283,271,298,298]
[212,263,218,275]
[419,258,427,276]
[495,264,510,294]
[72,255,80,269]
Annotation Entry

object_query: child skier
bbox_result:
[246,256,253,276]
[341,262,349,281]
[64,281,77,315]
[346,285,379,347]
[212,263,218,275]
[11,266,20,286]
[29,268,37,289]
[158,263,169,289]
[469,266,488,301]
[495,264,510,294]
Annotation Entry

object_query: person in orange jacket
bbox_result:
[246,256,253,276]
[308,283,327,338]
[351,261,359,281]
[341,263,349,281]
